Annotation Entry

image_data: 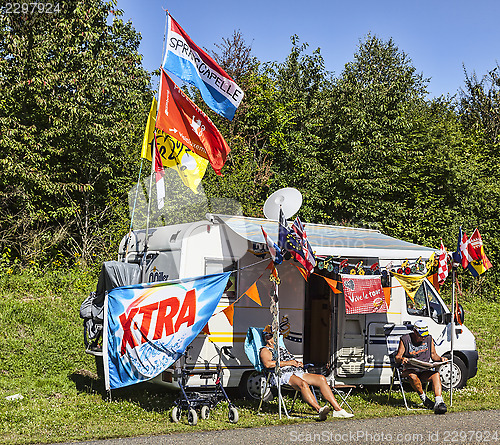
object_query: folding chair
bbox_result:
[384,323,425,410]
[244,327,314,417]
[330,374,355,414]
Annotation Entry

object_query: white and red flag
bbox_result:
[292,217,316,272]
[162,14,244,120]
[456,227,478,268]
[156,69,230,175]
[437,239,449,285]
[153,136,165,209]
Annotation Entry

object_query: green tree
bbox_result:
[264,37,332,222]
[0,0,152,267]
[315,34,429,228]
[202,32,289,217]
[456,64,500,295]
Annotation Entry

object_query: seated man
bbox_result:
[395,320,448,414]
[259,325,353,421]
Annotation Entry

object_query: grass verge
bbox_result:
[0,269,498,444]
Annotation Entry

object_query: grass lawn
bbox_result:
[0,270,498,444]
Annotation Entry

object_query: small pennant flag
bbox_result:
[222,304,234,326]
[323,277,342,294]
[244,282,262,306]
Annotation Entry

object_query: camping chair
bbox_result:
[307,361,355,414]
[244,327,316,417]
[384,324,426,410]
[329,372,355,414]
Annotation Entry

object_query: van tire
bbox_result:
[439,355,467,390]
[239,371,273,401]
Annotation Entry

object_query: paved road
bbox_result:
[65,410,500,445]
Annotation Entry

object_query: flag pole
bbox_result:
[274,204,290,419]
[142,134,156,282]
[142,9,169,282]
[273,276,289,419]
[450,263,457,407]
[125,159,144,261]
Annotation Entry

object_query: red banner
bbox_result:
[156,69,230,175]
[341,275,387,314]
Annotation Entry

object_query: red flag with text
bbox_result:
[156,69,230,175]
[341,275,387,314]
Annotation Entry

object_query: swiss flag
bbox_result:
[454,227,478,268]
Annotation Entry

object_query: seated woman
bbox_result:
[259,325,354,421]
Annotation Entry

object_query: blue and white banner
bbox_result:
[162,14,244,121]
[103,272,231,390]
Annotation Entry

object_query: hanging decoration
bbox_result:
[222,305,234,326]
[243,282,262,306]
[322,276,343,294]
[392,271,431,302]
[341,274,387,314]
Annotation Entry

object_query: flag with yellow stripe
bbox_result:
[141,98,208,194]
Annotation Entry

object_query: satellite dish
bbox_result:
[263,187,302,220]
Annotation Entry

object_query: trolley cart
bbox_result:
[171,345,239,426]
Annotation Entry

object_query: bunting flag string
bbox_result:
[243,282,262,306]
[205,261,271,329]
[322,276,343,294]
[291,263,309,281]
[315,254,437,277]
[222,304,234,326]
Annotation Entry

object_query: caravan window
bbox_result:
[405,281,448,324]
[205,258,238,302]
[406,285,429,317]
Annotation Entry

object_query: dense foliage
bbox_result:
[0,2,498,295]
[0,0,152,267]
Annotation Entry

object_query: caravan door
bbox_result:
[334,300,366,377]
[334,283,365,378]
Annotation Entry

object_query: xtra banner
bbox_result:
[341,274,387,314]
[162,14,244,120]
[104,272,231,390]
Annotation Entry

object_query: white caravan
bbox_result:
[118,214,478,398]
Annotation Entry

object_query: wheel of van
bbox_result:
[239,371,273,401]
[171,406,181,423]
[187,408,198,426]
[439,355,467,390]
[228,406,239,424]
[200,405,210,420]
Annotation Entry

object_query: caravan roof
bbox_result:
[213,214,436,260]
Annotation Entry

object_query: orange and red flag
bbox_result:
[156,69,230,175]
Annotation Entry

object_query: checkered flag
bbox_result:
[438,239,449,285]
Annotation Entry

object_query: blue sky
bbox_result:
[116,0,499,98]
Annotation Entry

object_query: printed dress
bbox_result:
[261,345,305,385]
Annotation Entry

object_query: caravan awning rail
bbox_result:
[211,214,436,260]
